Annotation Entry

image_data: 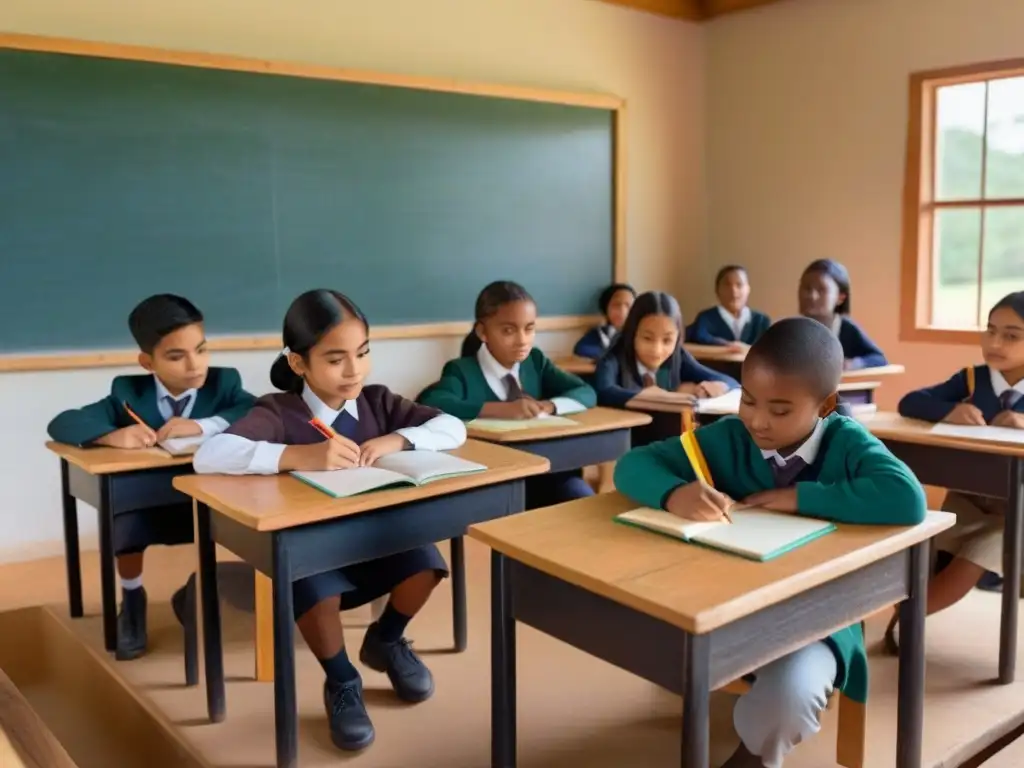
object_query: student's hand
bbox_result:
[676,383,701,396]
[537,400,557,415]
[726,342,749,353]
[992,411,1024,430]
[481,399,546,420]
[742,487,799,513]
[97,424,158,450]
[359,434,409,466]
[665,482,735,522]
[281,436,361,471]
[943,403,986,426]
[695,381,730,398]
[156,417,203,441]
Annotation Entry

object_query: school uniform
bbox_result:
[831,316,887,370]
[684,306,771,346]
[615,413,925,767]
[573,324,618,360]
[47,367,255,555]
[899,366,1024,576]
[418,345,597,508]
[593,349,739,408]
[193,384,463,618]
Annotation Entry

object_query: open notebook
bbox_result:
[158,435,206,457]
[292,451,486,498]
[615,506,836,562]
[467,413,580,433]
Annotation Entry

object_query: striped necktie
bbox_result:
[503,374,524,402]
[165,395,192,418]
[1000,390,1022,411]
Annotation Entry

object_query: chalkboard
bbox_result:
[0,47,616,353]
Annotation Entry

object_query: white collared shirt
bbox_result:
[716,305,751,340]
[476,344,582,415]
[760,417,826,469]
[193,384,466,476]
[991,369,1024,400]
[154,375,229,437]
[597,324,617,350]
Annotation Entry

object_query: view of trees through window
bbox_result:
[932,75,1024,329]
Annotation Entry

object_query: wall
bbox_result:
[0,0,705,560]
[704,0,1024,405]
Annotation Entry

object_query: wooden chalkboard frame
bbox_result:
[0,33,625,373]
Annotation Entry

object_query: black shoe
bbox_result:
[323,677,375,751]
[977,571,1004,592]
[115,587,148,661]
[359,622,434,703]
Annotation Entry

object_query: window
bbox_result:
[901,60,1024,343]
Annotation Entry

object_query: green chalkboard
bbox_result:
[0,48,615,353]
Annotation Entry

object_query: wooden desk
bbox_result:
[45,442,194,655]
[0,669,77,768]
[860,411,1024,684]
[174,440,549,768]
[552,355,596,376]
[469,493,954,768]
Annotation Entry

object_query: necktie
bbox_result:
[165,395,192,418]
[503,373,524,402]
[642,373,656,388]
[331,408,360,441]
[768,455,808,488]
[1000,390,1022,411]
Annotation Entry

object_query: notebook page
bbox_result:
[695,388,742,415]
[929,422,1024,446]
[467,415,579,432]
[290,467,412,498]
[691,509,834,560]
[374,451,487,484]
[159,435,206,456]
[615,507,720,541]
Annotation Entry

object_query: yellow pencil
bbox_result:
[681,430,732,523]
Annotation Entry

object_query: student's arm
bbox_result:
[192,399,288,475]
[47,392,124,447]
[572,328,604,360]
[592,354,639,408]
[897,371,968,423]
[843,322,888,370]
[536,352,597,411]
[679,350,739,389]
[417,362,484,421]
[203,368,257,433]
[685,310,729,346]
[796,425,926,526]
[379,389,467,451]
[614,432,699,509]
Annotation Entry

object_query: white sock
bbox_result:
[121,575,143,591]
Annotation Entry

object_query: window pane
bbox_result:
[931,208,982,327]
[980,206,1024,315]
[985,76,1024,199]
[936,82,986,201]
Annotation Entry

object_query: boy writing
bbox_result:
[48,294,255,661]
[614,317,925,767]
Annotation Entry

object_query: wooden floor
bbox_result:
[4,534,1024,766]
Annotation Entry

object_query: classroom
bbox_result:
[0,0,1023,766]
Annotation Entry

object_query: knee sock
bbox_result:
[377,602,412,643]
[319,647,359,684]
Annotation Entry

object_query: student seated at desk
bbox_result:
[886,292,1024,652]
[614,318,925,768]
[418,280,596,508]
[799,259,887,370]
[192,289,465,752]
[572,282,636,359]
[684,265,771,349]
[593,291,738,408]
[46,294,255,662]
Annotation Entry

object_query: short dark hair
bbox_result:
[744,317,843,399]
[802,259,851,315]
[128,294,204,354]
[461,280,534,357]
[714,265,747,289]
[598,283,636,315]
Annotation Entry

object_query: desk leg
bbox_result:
[451,536,467,652]
[60,460,83,619]
[272,536,298,768]
[97,476,117,652]
[681,633,710,768]
[196,502,226,723]
[255,572,275,682]
[491,551,516,768]
[897,541,928,768]
[1000,459,1023,684]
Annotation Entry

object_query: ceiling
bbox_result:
[599,0,791,20]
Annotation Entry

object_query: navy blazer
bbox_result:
[593,350,739,408]
[899,366,1024,424]
[836,317,887,369]
[684,307,771,346]
[573,325,615,360]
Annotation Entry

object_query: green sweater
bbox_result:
[418,348,596,421]
[614,413,926,703]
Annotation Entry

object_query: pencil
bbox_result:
[682,403,695,433]
[681,430,732,523]
[123,401,147,428]
[309,417,338,440]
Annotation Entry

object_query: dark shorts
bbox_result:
[114,502,194,556]
[292,543,449,619]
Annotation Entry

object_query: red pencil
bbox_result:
[309,418,337,440]
[123,401,147,428]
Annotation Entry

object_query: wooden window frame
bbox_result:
[900,59,1024,345]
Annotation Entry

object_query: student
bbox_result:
[885,292,1024,651]
[192,289,464,752]
[593,291,738,408]
[419,280,596,508]
[798,259,887,370]
[46,294,254,662]
[614,317,925,768]
[685,265,771,348]
[573,282,636,359]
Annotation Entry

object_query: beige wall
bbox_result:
[0,0,704,560]
[705,0,1024,408]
